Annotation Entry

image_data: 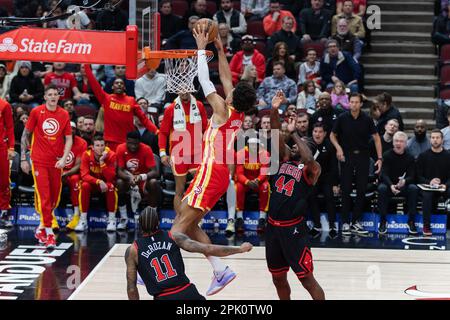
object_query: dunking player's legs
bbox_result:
[173,174,187,215]
[272,273,291,300]
[299,274,325,300]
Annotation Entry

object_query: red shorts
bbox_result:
[170,155,200,176]
[183,163,230,212]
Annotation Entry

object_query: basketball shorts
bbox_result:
[265,218,314,279]
[182,163,229,212]
[154,283,205,300]
[171,154,201,176]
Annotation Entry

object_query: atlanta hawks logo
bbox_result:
[194,186,203,195]
[126,158,139,172]
[65,151,75,166]
[42,118,60,136]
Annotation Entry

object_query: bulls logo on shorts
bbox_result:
[194,185,203,195]
[42,118,60,136]
[65,151,75,166]
[126,158,139,173]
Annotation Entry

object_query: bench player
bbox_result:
[125,207,253,300]
[266,90,325,300]
[170,25,257,296]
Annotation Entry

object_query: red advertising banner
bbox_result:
[0,25,138,79]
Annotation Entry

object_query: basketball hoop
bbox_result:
[142,48,214,94]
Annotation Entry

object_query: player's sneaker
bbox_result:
[257,218,266,233]
[378,220,387,235]
[407,221,418,235]
[341,223,351,236]
[206,266,236,296]
[351,221,368,235]
[74,219,88,232]
[309,226,321,238]
[35,228,47,244]
[65,214,80,230]
[423,224,432,236]
[225,219,235,235]
[235,218,245,233]
[45,234,56,249]
[106,218,117,232]
[117,218,128,230]
[329,226,338,239]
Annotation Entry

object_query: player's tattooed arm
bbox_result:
[20,128,31,159]
[125,246,140,300]
[172,232,253,257]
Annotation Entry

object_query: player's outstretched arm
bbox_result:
[193,24,228,124]
[171,232,253,257]
[213,37,233,97]
[124,245,140,300]
[271,90,289,161]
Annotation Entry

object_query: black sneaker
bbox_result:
[257,218,266,233]
[309,226,322,238]
[235,218,245,233]
[351,221,369,235]
[378,220,387,235]
[407,221,418,235]
[329,226,338,239]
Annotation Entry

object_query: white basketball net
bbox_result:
[163,54,213,94]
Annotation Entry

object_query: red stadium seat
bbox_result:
[440,65,450,87]
[75,105,98,117]
[254,40,266,56]
[440,88,450,100]
[0,0,13,15]
[206,1,217,15]
[171,0,189,17]
[440,44,450,62]
[247,20,266,39]
[302,42,325,59]
[233,1,241,11]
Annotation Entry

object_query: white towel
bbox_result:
[173,95,202,131]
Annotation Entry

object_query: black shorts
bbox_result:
[265,221,314,279]
[154,283,205,300]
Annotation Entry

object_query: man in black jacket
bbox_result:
[299,0,332,45]
[159,0,183,44]
[432,1,450,46]
[377,131,418,235]
[416,129,450,236]
[267,16,302,60]
[373,92,404,135]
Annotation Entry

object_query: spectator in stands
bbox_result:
[218,23,241,58]
[331,18,362,61]
[256,62,297,111]
[0,64,12,100]
[295,112,310,138]
[159,0,183,45]
[320,39,360,93]
[230,35,266,84]
[165,16,200,50]
[299,0,332,45]
[265,42,297,81]
[298,48,321,87]
[62,99,77,123]
[235,139,271,233]
[330,93,382,235]
[13,107,29,152]
[263,0,297,36]
[380,119,399,153]
[134,114,159,155]
[266,17,302,62]
[76,116,85,132]
[241,0,270,21]
[336,0,366,17]
[184,0,212,27]
[81,115,96,146]
[377,131,419,235]
[240,64,260,89]
[331,81,349,110]
[95,0,128,31]
[9,61,44,107]
[259,115,272,154]
[134,69,166,111]
[308,122,339,238]
[416,129,450,236]
[104,65,135,97]
[44,63,85,102]
[433,2,450,45]
[370,102,381,126]
[310,92,342,134]
[297,80,322,113]
[441,109,450,150]
[213,0,247,36]
[332,0,366,40]
[373,92,404,135]
[76,64,98,109]
[408,119,431,159]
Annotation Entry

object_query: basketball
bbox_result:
[194,18,219,43]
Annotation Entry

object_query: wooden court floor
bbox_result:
[69,245,450,300]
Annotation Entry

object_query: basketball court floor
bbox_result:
[2,227,450,300]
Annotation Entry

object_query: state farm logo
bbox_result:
[194,186,203,195]
[0,38,18,52]
[66,151,74,165]
[126,158,139,172]
[42,118,60,136]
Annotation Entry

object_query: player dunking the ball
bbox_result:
[170,23,257,296]
[267,90,325,300]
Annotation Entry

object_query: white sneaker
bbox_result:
[117,218,128,230]
[225,219,235,234]
[342,223,351,236]
[106,219,117,232]
[74,219,88,232]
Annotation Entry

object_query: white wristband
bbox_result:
[160,151,167,157]
[140,174,148,181]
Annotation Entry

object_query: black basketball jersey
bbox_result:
[268,161,313,222]
[134,230,190,297]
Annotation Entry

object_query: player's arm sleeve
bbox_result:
[4,103,15,149]
[197,50,216,98]
[134,104,158,134]
[236,164,249,185]
[84,64,107,106]
[25,109,37,133]
[116,148,125,169]
[103,153,117,183]
[80,153,99,184]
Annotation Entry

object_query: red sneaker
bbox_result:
[45,234,56,249]
[35,228,47,244]
[423,225,433,237]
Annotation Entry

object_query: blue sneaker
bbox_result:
[206,266,236,296]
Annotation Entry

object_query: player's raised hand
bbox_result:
[287,116,296,133]
[192,23,209,50]
[240,242,253,253]
[271,90,284,110]
[213,36,224,52]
